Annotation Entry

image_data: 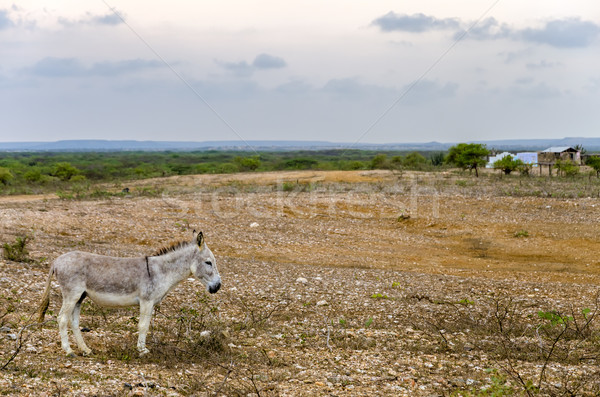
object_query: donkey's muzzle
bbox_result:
[208,282,221,294]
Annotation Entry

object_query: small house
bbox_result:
[538,147,581,165]
[537,146,581,175]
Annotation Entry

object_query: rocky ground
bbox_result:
[1,170,600,396]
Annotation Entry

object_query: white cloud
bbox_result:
[372,12,459,33]
[0,9,15,30]
[24,57,164,78]
[252,53,286,69]
[375,12,600,49]
[216,53,287,76]
[58,11,125,27]
[520,18,600,48]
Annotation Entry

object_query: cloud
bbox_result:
[374,12,600,49]
[29,57,85,77]
[0,9,15,29]
[90,13,123,26]
[26,57,163,78]
[216,53,287,76]
[455,17,511,41]
[500,48,534,64]
[58,11,124,27]
[509,82,562,99]
[322,78,372,96]
[526,60,562,70]
[252,53,286,69]
[90,59,163,76]
[401,79,458,105]
[465,17,600,48]
[372,12,460,33]
[214,60,254,76]
[515,77,535,85]
[275,79,312,95]
[520,18,600,48]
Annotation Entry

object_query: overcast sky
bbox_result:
[0,1,599,144]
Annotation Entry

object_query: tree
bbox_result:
[585,156,600,177]
[0,167,13,185]
[404,152,427,169]
[52,162,81,181]
[554,159,579,177]
[517,162,533,176]
[430,152,445,167]
[445,143,489,177]
[371,154,389,170]
[574,144,587,156]
[234,156,261,172]
[493,155,524,176]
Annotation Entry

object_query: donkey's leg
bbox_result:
[58,297,77,357]
[137,300,154,355]
[71,293,92,356]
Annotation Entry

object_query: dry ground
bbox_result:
[1,170,600,396]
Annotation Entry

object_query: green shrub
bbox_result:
[0,167,14,185]
[283,158,318,170]
[371,154,389,170]
[554,159,579,177]
[493,155,524,175]
[52,162,81,181]
[586,156,600,177]
[234,156,261,171]
[403,152,427,169]
[514,230,529,238]
[2,235,32,262]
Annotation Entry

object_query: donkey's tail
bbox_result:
[36,265,54,323]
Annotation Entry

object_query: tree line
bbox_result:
[0,150,444,192]
[1,145,598,193]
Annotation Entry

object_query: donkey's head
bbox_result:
[190,231,221,294]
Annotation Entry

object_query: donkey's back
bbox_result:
[54,251,148,305]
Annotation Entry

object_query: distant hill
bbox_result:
[0,138,599,152]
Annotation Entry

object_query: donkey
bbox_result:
[36,231,221,357]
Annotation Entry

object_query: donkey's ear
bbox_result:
[196,231,204,246]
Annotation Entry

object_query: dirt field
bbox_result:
[1,170,600,396]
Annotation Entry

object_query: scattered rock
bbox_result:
[316,300,328,306]
[296,277,308,284]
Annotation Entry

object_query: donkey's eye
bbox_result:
[205,261,213,266]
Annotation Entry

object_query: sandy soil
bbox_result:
[1,170,600,396]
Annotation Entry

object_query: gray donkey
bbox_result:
[37,231,221,356]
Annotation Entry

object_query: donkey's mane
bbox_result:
[151,240,192,257]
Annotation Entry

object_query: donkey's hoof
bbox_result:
[66,351,76,358]
[82,349,92,356]
[138,348,150,356]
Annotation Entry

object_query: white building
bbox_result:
[486,152,514,168]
